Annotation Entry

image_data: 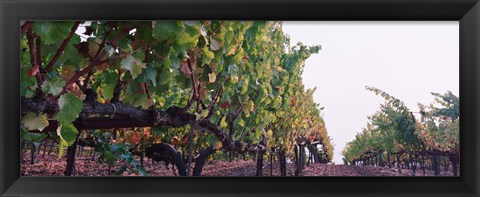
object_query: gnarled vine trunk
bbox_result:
[256,150,264,176]
[65,134,80,176]
[278,151,287,176]
[146,143,187,176]
[432,155,440,176]
[192,146,214,176]
[449,154,459,176]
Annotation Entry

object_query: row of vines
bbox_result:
[20,21,333,176]
[342,87,459,176]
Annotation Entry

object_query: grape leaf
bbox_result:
[121,54,146,79]
[55,93,83,124]
[220,116,228,128]
[159,62,174,85]
[202,47,215,66]
[102,71,118,100]
[22,113,49,131]
[58,138,69,159]
[210,38,222,51]
[56,122,78,158]
[116,166,128,176]
[180,61,193,75]
[176,32,199,50]
[208,72,216,83]
[214,141,223,149]
[104,150,116,165]
[41,78,65,96]
[137,64,158,87]
[21,130,48,142]
[60,65,77,80]
[20,65,37,98]
[239,119,245,127]
[32,21,74,45]
[184,21,202,36]
[153,21,183,42]
[59,122,79,146]
[124,93,153,110]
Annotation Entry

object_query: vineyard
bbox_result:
[342,88,460,176]
[20,21,333,176]
[20,21,458,176]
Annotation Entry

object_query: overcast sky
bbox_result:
[282,21,459,164]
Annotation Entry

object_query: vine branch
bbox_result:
[25,29,43,84]
[44,21,81,72]
[59,26,134,96]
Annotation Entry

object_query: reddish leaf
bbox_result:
[220,101,230,109]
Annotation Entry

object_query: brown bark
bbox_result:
[65,134,80,176]
[255,150,264,176]
[449,154,459,176]
[145,143,187,176]
[278,151,287,176]
[192,146,215,176]
[432,155,440,176]
[22,97,265,158]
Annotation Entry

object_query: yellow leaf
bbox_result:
[220,116,227,128]
[267,129,273,137]
[214,141,223,150]
[239,119,245,127]
[208,72,216,83]
[96,97,105,103]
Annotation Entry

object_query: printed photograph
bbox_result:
[20,21,459,176]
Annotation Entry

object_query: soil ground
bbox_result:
[21,150,456,177]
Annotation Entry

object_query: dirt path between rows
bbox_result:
[21,153,456,176]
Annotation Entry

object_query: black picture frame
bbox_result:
[1,0,479,196]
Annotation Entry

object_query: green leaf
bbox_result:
[137,168,147,176]
[58,122,79,146]
[116,165,128,176]
[138,64,158,87]
[202,47,215,66]
[167,48,180,69]
[22,113,49,131]
[55,93,83,123]
[121,54,146,79]
[159,62,174,85]
[157,96,166,107]
[102,71,118,100]
[104,150,116,165]
[224,29,234,49]
[21,130,48,142]
[41,78,65,96]
[32,21,74,45]
[20,65,37,98]
[183,21,202,36]
[102,84,115,101]
[175,32,199,50]
[58,139,68,159]
[124,93,152,109]
[153,21,183,42]
[240,77,249,95]
[134,24,154,42]
[24,86,37,99]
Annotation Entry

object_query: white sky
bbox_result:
[282,21,459,164]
